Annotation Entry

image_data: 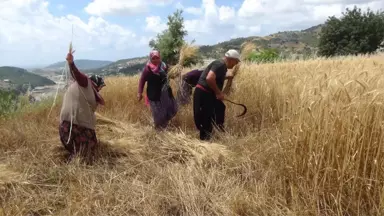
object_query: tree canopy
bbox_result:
[149,10,187,65]
[149,10,202,66]
[318,6,384,57]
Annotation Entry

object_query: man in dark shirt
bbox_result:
[193,49,241,140]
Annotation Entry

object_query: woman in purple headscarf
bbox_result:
[137,50,178,130]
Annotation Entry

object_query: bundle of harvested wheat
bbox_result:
[167,43,199,80]
[240,41,256,61]
[223,42,254,95]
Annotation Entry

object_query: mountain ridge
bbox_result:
[91,24,323,76]
[0,66,55,88]
[40,24,324,76]
[45,59,113,70]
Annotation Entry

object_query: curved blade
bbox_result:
[224,99,247,117]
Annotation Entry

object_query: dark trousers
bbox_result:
[193,88,226,140]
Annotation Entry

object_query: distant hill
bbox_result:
[85,57,148,76]
[84,24,324,76]
[0,66,55,88]
[199,24,323,59]
[45,59,113,70]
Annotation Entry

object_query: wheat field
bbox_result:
[1,54,384,216]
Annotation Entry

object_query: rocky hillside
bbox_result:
[200,24,323,59]
[86,57,147,76]
[85,24,323,76]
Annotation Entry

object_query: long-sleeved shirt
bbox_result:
[138,62,167,94]
[68,62,104,105]
[69,62,88,88]
[138,66,151,94]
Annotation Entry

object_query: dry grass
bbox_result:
[1,54,384,215]
[240,41,256,61]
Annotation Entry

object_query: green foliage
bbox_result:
[0,90,18,116]
[245,48,280,63]
[149,10,188,65]
[318,6,384,57]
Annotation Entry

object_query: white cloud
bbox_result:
[1,0,383,66]
[85,0,174,16]
[0,0,145,66]
[185,7,203,15]
[175,2,203,16]
[237,0,263,18]
[57,4,65,10]
[145,16,167,33]
[182,0,384,46]
[218,6,235,22]
[183,0,258,45]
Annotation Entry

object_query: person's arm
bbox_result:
[222,79,233,95]
[206,71,222,95]
[68,62,88,88]
[206,62,226,96]
[222,73,234,94]
[138,67,149,100]
[225,74,234,80]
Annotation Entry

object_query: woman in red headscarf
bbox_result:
[137,50,178,130]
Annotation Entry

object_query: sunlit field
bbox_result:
[1,54,384,216]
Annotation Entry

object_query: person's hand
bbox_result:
[66,52,74,64]
[216,92,225,100]
[137,93,143,101]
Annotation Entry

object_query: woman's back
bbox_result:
[60,79,98,130]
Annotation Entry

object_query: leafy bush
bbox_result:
[318,6,384,57]
[0,90,34,117]
[0,90,18,116]
[245,48,280,63]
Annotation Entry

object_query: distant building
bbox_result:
[3,79,10,83]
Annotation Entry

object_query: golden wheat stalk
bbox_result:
[168,43,199,80]
[240,41,256,61]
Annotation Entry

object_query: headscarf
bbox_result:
[89,75,106,90]
[147,50,166,74]
[89,74,105,105]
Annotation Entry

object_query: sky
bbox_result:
[0,0,383,67]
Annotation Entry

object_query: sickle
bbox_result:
[223,99,247,117]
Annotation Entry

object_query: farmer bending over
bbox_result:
[193,49,240,141]
[59,52,106,162]
[176,67,237,106]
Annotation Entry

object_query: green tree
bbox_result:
[149,10,202,66]
[149,10,187,65]
[318,6,384,57]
